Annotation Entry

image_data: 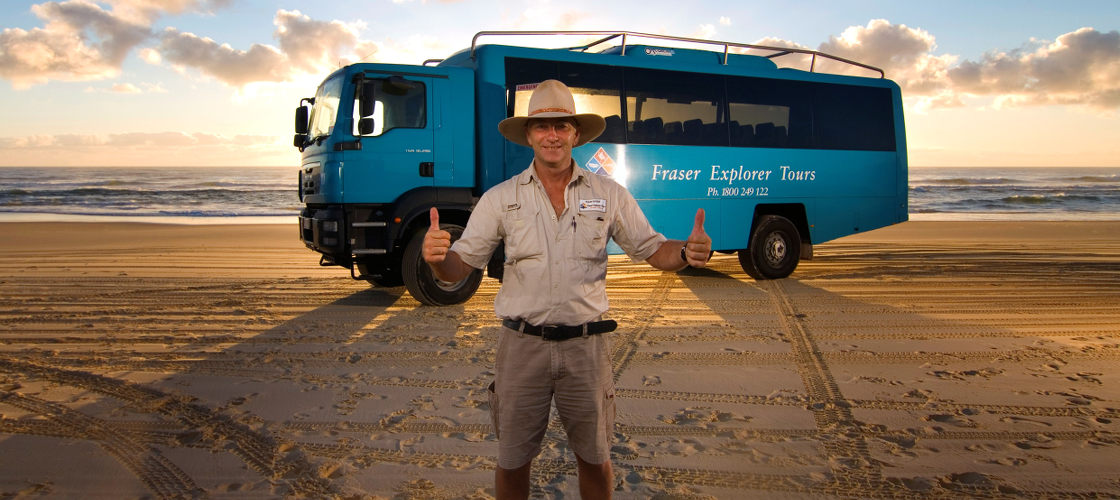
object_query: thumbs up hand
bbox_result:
[683,208,712,268]
[423,207,452,264]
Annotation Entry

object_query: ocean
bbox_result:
[1,166,1118,223]
[908,166,1120,221]
[0,166,299,224]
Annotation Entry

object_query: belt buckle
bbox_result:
[540,325,561,341]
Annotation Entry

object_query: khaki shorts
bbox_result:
[489,326,616,469]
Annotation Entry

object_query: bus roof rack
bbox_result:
[470,30,885,79]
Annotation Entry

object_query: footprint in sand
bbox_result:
[1000,415,1052,427]
[924,413,978,428]
[659,407,750,426]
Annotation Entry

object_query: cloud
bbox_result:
[102,0,231,24]
[154,9,368,86]
[507,0,596,32]
[816,19,957,91]
[274,10,363,72]
[0,0,228,88]
[947,27,1120,109]
[156,28,289,86]
[82,80,165,93]
[137,46,160,64]
[0,1,148,87]
[693,24,717,41]
[110,82,140,93]
[807,20,1120,110]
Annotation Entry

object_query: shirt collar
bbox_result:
[519,160,587,186]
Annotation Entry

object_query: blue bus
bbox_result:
[295,31,907,305]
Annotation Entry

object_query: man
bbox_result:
[423,79,711,499]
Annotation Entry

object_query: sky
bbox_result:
[1,0,1118,168]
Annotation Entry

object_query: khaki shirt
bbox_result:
[451,163,666,326]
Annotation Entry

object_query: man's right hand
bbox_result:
[422,207,452,264]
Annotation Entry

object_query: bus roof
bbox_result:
[441,31,885,79]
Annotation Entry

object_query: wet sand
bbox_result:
[1,221,1118,498]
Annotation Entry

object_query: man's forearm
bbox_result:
[646,240,689,271]
[429,250,477,282]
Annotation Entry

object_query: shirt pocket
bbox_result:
[574,213,609,261]
[501,205,543,263]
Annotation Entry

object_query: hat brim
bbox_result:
[498,113,607,148]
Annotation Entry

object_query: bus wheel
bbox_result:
[739,215,801,280]
[402,224,482,306]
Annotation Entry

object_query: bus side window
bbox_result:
[813,84,895,151]
[624,68,726,146]
[727,77,811,149]
[504,58,625,144]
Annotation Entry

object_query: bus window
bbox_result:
[309,74,343,139]
[727,77,812,149]
[354,77,427,137]
[813,84,896,151]
[624,68,726,146]
[506,58,624,143]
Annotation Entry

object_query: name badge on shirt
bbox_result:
[579,199,607,213]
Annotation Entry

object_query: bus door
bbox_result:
[345,73,437,203]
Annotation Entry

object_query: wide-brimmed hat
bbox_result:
[498,79,606,147]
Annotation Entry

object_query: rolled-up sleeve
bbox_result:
[450,192,503,270]
[609,186,666,263]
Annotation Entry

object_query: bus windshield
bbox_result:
[309,74,343,139]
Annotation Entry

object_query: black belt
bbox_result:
[502,318,617,341]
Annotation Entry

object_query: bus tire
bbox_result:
[402,224,482,306]
[739,215,800,280]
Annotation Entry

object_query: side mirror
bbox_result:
[359,81,377,118]
[294,105,310,135]
[358,117,375,136]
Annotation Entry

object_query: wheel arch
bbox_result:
[752,203,813,260]
[392,187,476,244]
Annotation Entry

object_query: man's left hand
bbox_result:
[684,208,712,268]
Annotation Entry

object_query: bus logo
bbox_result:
[585,147,616,176]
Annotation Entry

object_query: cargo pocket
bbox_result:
[488,381,500,440]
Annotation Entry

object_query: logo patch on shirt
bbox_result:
[579,199,607,213]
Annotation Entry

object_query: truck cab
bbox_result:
[295,63,482,304]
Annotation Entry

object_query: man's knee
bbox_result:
[495,462,532,500]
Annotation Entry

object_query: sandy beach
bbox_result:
[1,220,1118,499]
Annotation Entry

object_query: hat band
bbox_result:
[529,107,573,116]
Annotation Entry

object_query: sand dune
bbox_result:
[1,221,1118,498]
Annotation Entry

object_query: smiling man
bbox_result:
[422,79,711,499]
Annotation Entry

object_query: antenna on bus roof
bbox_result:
[469,30,885,78]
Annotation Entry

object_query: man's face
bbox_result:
[525,118,580,169]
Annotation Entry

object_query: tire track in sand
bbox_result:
[0,391,203,499]
[761,279,888,493]
[0,356,338,498]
